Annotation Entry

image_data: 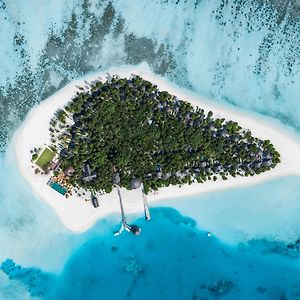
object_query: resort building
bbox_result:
[91,195,99,208]
[82,163,97,182]
[49,161,60,171]
[64,166,75,176]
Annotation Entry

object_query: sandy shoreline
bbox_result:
[12,63,300,233]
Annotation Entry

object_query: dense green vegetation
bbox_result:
[49,76,280,194]
[31,153,38,161]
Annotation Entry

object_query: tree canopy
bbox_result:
[50,75,280,194]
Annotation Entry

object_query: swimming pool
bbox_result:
[50,182,67,196]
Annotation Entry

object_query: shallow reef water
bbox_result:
[3,208,300,300]
[2,1,300,148]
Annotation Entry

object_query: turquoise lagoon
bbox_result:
[1,149,300,299]
[2,0,300,299]
[3,206,300,300]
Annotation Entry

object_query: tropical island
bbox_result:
[31,74,280,199]
[13,65,300,233]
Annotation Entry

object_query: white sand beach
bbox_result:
[12,63,300,233]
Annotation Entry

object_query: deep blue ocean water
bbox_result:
[3,208,300,300]
[1,158,300,299]
[2,1,300,299]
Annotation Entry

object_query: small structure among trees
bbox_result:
[48,75,281,195]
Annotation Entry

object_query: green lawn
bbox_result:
[35,148,55,169]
